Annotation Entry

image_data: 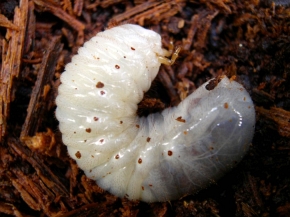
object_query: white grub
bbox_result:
[56,24,255,202]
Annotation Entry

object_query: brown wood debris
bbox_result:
[33,0,85,46]
[0,0,290,216]
[0,14,19,30]
[108,0,186,26]
[0,0,28,142]
[20,36,63,139]
[33,0,85,32]
[256,106,290,138]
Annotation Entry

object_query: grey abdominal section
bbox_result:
[143,98,252,201]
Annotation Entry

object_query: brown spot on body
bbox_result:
[120,121,123,124]
[86,128,91,133]
[115,65,120,69]
[142,186,144,190]
[149,184,153,187]
[75,151,81,159]
[176,116,186,123]
[124,56,126,58]
[147,137,151,142]
[224,102,229,109]
[138,158,142,164]
[115,154,119,159]
[184,131,187,135]
[91,155,94,158]
[131,47,135,50]
[206,78,219,90]
[100,139,104,143]
[136,124,140,128]
[96,82,104,88]
[94,117,99,121]
[244,97,246,101]
[168,150,173,156]
[100,90,105,95]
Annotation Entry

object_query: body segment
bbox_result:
[56,24,255,202]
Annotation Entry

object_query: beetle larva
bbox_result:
[55,24,255,202]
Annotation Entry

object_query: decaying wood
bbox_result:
[9,138,69,197]
[0,14,19,30]
[33,0,85,46]
[33,0,85,32]
[0,202,25,217]
[1,0,290,216]
[108,0,186,26]
[256,106,290,138]
[0,0,28,142]
[20,36,63,139]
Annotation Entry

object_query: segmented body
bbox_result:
[55,24,255,202]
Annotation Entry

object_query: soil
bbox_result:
[0,0,290,216]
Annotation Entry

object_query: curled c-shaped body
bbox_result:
[55,24,255,202]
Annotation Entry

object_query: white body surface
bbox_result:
[56,24,255,202]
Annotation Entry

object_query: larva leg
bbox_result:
[158,46,181,66]
[162,41,174,57]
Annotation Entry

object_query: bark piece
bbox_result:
[256,106,290,138]
[0,0,29,142]
[20,36,63,139]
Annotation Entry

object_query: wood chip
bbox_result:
[1,0,290,216]
[33,0,85,32]
[0,14,19,30]
[0,0,29,142]
[256,106,290,138]
[20,36,63,139]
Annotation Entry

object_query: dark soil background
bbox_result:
[1,0,290,216]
